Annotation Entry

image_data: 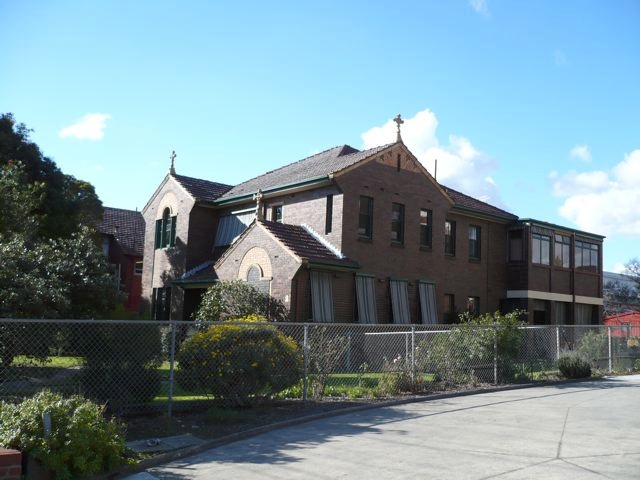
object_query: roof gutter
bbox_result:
[210,175,332,207]
[301,258,360,272]
[450,204,518,224]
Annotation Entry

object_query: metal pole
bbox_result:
[411,326,416,384]
[556,326,560,360]
[608,326,612,373]
[493,324,498,385]
[167,322,177,418]
[303,324,309,403]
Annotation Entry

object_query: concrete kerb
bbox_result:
[112,376,604,479]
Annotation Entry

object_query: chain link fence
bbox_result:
[0,319,638,415]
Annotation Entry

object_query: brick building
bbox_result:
[141,136,604,324]
[97,207,145,312]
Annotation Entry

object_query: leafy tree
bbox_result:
[0,115,118,370]
[0,113,102,239]
[195,280,289,323]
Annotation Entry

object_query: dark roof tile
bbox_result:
[97,207,145,256]
[441,186,517,220]
[220,144,392,200]
[173,174,233,202]
[261,221,359,268]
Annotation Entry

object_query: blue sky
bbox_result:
[1,0,638,272]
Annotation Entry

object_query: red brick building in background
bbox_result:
[97,207,144,312]
[141,128,604,324]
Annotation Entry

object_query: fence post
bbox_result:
[411,325,416,384]
[608,326,612,373]
[303,324,309,404]
[167,321,177,418]
[556,326,560,360]
[493,324,498,385]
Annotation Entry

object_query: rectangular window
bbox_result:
[445,220,456,256]
[325,194,333,234]
[355,274,377,324]
[466,296,480,315]
[575,240,599,272]
[134,261,143,275]
[271,205,283,223]
[469,225,481,260]
[418,281,438,324]
[310,271,334,322]
[443,293,455,323]
[155,210,177,249]
[532,233,551,265]
[508,229,523,262]
[152,287,171,320]
[554,234,571,268]
[358,196,374,239]
[419,209,432,248]
[390,279,410,324]
[391,203,405,244]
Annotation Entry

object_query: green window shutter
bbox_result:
[154,219,162,249]
[170,215,177,247]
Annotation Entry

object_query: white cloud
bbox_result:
[361,109,501,205]
[553,149,640,235]
[612,262,627,274]
[59,113,111,140]
[570,144,591,162]
[469,0,489,17]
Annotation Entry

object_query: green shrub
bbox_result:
[73,322,163,409]
[0,390,125,479]
[176,316,301,406]
[195,280,289,323]
[576,330,607,369]
[557,353,592,379]
[376,355,416,396]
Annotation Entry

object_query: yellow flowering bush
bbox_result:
[176,316,301,406]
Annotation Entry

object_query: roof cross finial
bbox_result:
[254,189,264,221]
[393,114,404,143]
[169,150,176,175]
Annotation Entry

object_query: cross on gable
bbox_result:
[169,150,177,174]
[393,114,404,142]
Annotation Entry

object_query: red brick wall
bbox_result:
[0,449,21,480]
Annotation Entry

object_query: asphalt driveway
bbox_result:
[127,375,640,479]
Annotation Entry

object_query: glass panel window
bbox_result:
[419,209,432,247]
[469,225,481,260]
[134,261,143,275]
[575,240,599,272]
[554,234,571,268]
[391,203,405,244]
[358,196,374,239]
[532,233,551,265]
[508,229,523,262]
[445,220,456,256]
[271,205,283,223]
[325,194,333,234]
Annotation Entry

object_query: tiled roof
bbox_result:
[441,186,518,220]
[219,144,393,200]
[173,174,233,203]
[97,207,145,256]
[261,221,359,269]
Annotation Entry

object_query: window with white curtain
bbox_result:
[418,281,437,324]
[390,279,410,324]
[355,274,377,324]
[310,271,334,322]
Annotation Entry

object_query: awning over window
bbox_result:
[214,210,255,247]
[310,270,334,322]
[390,279,410,324]
[355,274,377,324]
[418,280,438,325]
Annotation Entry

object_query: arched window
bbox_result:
[246,265,270,294]
[155,207,176,248]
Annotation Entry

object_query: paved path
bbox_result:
[129,375,640,479]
